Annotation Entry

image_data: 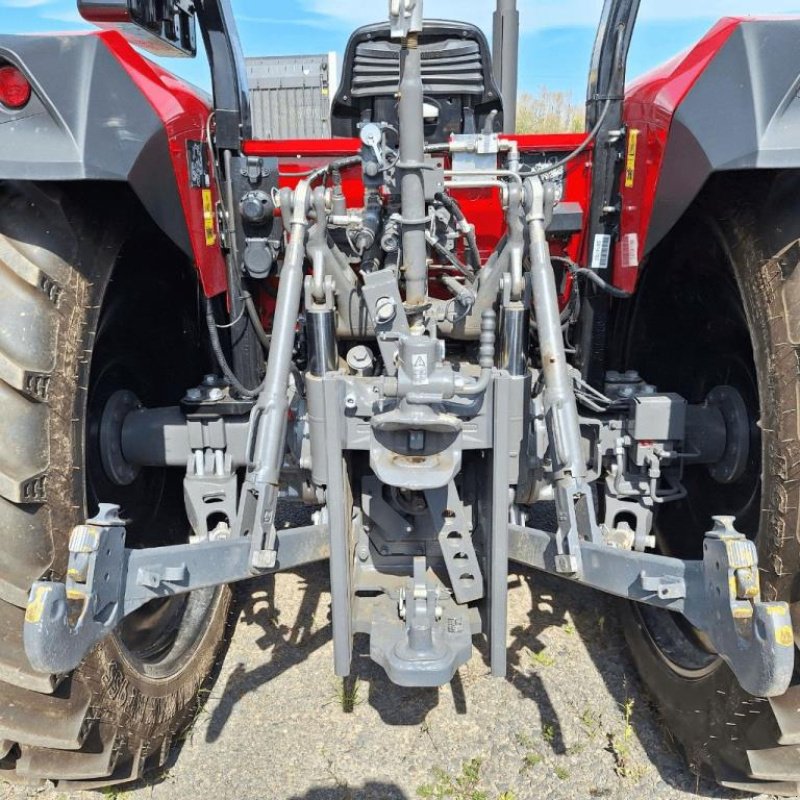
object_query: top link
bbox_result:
[389,0,423,38]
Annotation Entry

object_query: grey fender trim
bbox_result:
[646,19,800,254]
[0,34,190,255]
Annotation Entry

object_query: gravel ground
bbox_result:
[0,558,775,800]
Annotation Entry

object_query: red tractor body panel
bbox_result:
[100,31,229,296]
[616,18,742,293]
[616,15,800,292]
[111,12,796,303]
[14,16,796,303]
[245,133,592,305]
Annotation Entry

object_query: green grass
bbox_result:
[529,648,556,668]
[607,698,647,780]
[416,758,517,800]
[579,706,602,740]
[330,676,362,712]
[175,687,212,744]
[514,732,542,774]
[521,751,542,772]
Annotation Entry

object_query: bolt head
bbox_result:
[375,297,396,324]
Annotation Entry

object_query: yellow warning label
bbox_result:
[25,585,50,624]
[202,188,217,246]
[776,625,794,647]
[625,129,640,189]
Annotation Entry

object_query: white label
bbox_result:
[621,232,639,269]
[591,234,612,270]
[412,354,428,385]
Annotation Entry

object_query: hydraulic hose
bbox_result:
[435,192,481,272]
[573,267,630,298]
[205,297,264,398]
[242,291,272,351]
[425,231,474,279]
[522,97,613,178]
[306,155,362,186]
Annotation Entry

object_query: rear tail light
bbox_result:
[0,64,32,110]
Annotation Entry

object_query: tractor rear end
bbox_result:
[2,0,800,793]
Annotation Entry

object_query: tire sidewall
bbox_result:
[619,176,800,781]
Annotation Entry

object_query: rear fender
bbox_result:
[618,18,800,293]
[0,31,227,296]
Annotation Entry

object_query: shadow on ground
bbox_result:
[508,568,742,798]
[508,502,745,799]
[195,559,737,799]
[121,554,748,799]
[287,783,409,800]
[129,494,748,799]
[205,568,330,744]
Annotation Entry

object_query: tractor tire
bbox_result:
[618,172,800,795]
[0,182,231,789]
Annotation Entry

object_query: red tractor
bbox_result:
[1,0,800,792]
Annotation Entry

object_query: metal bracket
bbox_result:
[24,505,330,674]
[688,516,794,697]
[24,504,127,675]
[361,268,409,376]
[369,555,472,687]
[425,484,483,604]
[184,448,238,539]
[508,515,794,697]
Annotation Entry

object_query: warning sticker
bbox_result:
[625,128,640,189]
[412,354,428,385]
[202,189,217,246]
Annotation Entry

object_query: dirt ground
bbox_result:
[0,558,775,800]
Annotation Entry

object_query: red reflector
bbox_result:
[0,65,32,110]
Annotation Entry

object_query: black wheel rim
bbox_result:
[625,219,762,676]
[85,257,218,679]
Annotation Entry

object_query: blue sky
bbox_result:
[2,1,800,101]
